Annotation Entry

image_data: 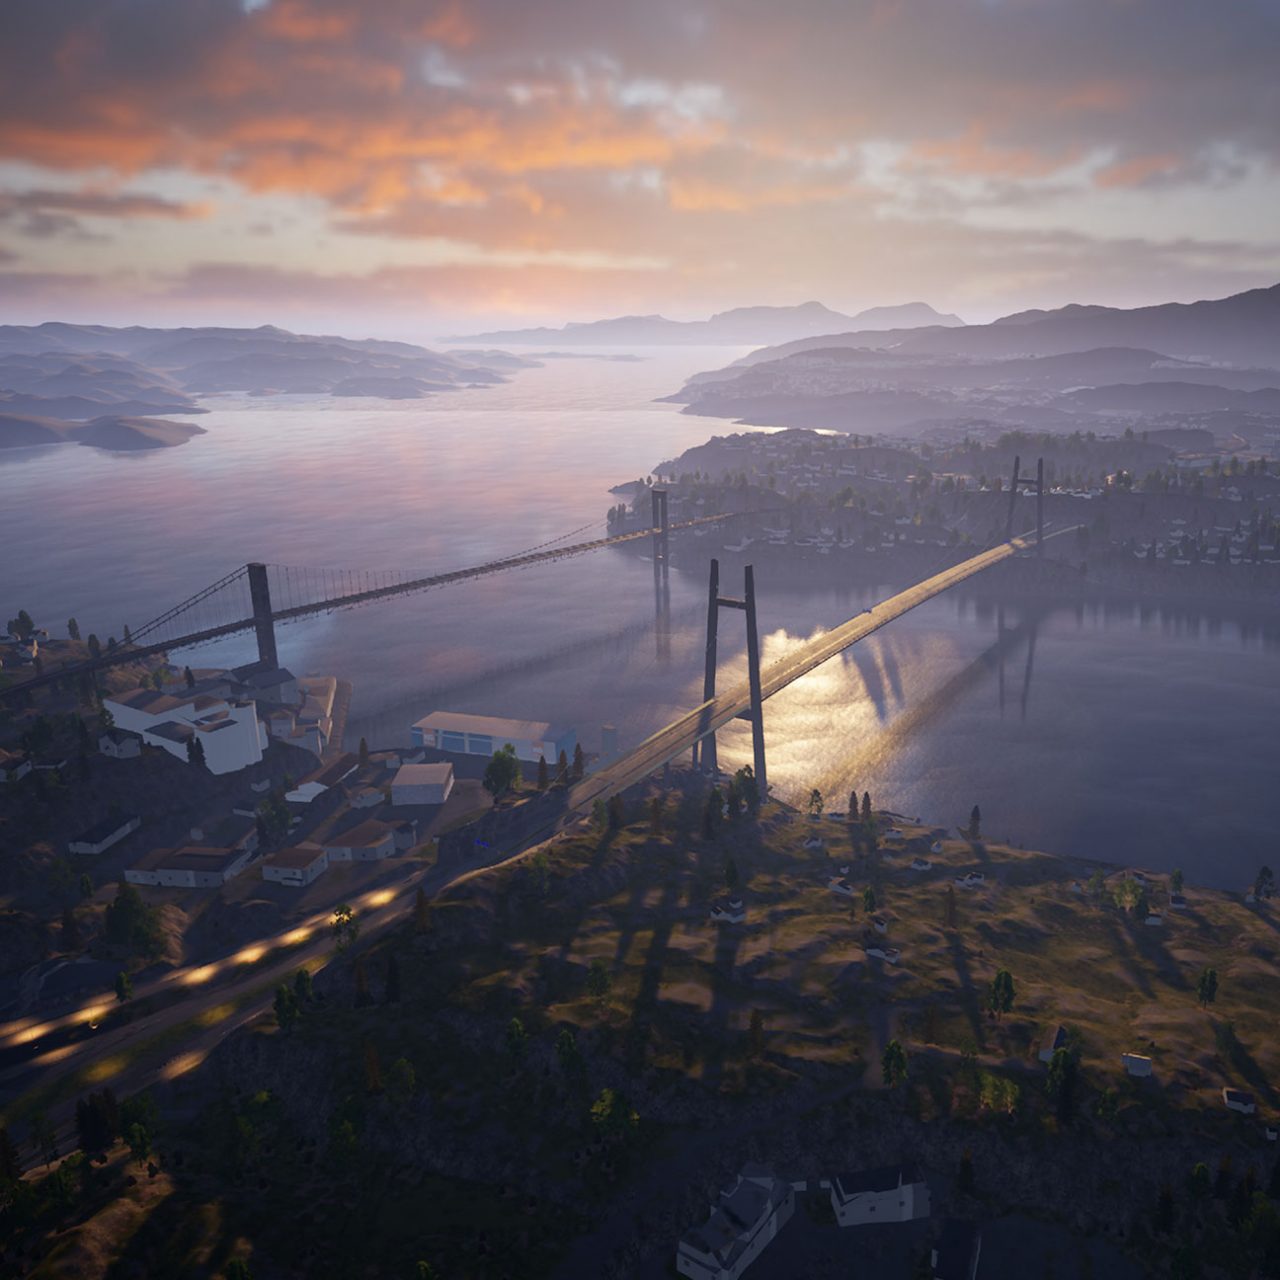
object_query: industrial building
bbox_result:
[391,762,454,806]
[410,711,576,765]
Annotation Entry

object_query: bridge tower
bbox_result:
[246,562,279,668]
[694,558,767,794]
[1004,456,1045,553]
[650,486,669,565]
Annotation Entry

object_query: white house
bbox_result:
[710,896,746,925]
[393,819,419,851]
[105,687,265,775]
[126,844,255,888]
[676,1164,795,1280]
[829,877,856,898]
[954,872,985,888]
[391,762,454,806]
[98,730,141,760]
[1223,1087,1257,1115]
[68,813,141,856]
[825,1164,929,1227]
[1122,1053,1153,1078]
[0,748,33,783]
[262,843,329,887]
[802,834,824,850]
[1039,1025,1068,1064]
[1170,893,1189,911]
[865,945,901,964]
[910,857,931,871]
[324,819,396,862]
[410,710,577,766]
[1144,911,1164,927]
[871,916,888,934]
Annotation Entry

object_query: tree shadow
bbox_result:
[946,930,987,1051]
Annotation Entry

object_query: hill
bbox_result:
[446,300,963,346]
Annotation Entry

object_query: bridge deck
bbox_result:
[568,536,1030,809]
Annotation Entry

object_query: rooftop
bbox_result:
[131,844,247,873]
[392,762,454,786]
[265,843,326,869]
[326,818,393,849]
[413,710,565,741]
[833,1164,923,1198]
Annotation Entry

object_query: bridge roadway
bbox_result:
[568,535,1033,810]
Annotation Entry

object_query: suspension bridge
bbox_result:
[0,492,713,701]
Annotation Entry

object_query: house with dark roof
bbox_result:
[125,843,255,888]
[68,813,141,856]
[262,842,329,887]
[824,1164,930,1227]
[323,819,396,862]
[676,1164,794,1280]
[98,729,142,760]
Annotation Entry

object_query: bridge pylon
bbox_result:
[1004,455,1045,552]
[693,558,767,795]
[246,562,279,668]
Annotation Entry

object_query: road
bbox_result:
[568,536,1032,809]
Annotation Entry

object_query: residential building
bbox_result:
[98,730,142,759]
[865,946,901,963]
[68,813,141,856]
[825,1164,930,1227]
[126,844,255,888]
[676,1164,794,1280]
[391,762,454,806]
[410,710,576,765]
[350,786,383,809]
[709,896,746,924]
[105,686,265,775]
[324,819,396,862]
[1223,1088,1257,1115]
[1122,1053,1153,1077]
[286,752,358,804]
[0,748,32,783]
[932,1220,981,1280]
[262,843,329,887]
[393,819,419,851]
[1039,1025,1068,1064]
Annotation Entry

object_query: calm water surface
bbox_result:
[2,348,1277,889]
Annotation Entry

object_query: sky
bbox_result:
[2,0,1280,338]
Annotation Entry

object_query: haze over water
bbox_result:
[2,349,1276,890]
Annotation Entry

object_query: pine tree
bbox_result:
[557,749,569,787]
[572,742,585,780]
[861,791,872,823]
[536,754,549,790]
[968,804,982,840]
[702,787,723,839]
[115,970,133,1003]
[294,968,313,1003]
[358,737,369,768]
[67,617,80,642]
[183,666,195,689]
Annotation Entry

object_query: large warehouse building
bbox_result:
[411,711,577,765]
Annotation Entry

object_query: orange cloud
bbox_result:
[1094,152,1178,188]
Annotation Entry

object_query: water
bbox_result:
[2,348,1277,890]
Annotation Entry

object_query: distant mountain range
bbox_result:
[446,301,964,347]
[670,283,1280,441]
[0,323,535,427]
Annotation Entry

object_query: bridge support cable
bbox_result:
[1005,455,1046,553]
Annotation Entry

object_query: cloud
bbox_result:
[0,0,1277,317]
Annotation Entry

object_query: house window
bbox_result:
[466,734,493,755]
[441,731,466,753]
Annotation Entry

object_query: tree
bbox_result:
[274,984,300,1031]
[87,633,101,658]
[183,665,195,689]
[807,788,824,817]
[115,970,133,1003]
[61,906,83,950]
[384,951,402,1003]
[735,765,760,816]
[415,1264,437,1280]
[1187,1161,1212,1202]
[848,790,859,820]
[387,1056,416,1105]
[1171,868,1184,894]
[104,880,160,954]
[724,855,740,893]
[968,805,982,840]
[862,885,877,914]
[1046,1047,1078,1124]
[225,1261,254,1280]
[649,794,664,835]
[881,1038,908,1087]
[607,794,625,830]
[556,1028,585,1081]
[1197,966,1219,1008]
[572,742,585,780]
[358,736,369,767]
[125,1121,151,1166]
[586,958,612,1004]
[67,617,81,642]
[988,969,1016,1019]
[186,736,207,768]
[332,903,359,953]
[702,786,723,839]
[483,743,521,800]
[590,1088,638,1140]
[861,791,872,824]
[536,754,549,790]
[748,1008,765,1059]
[414,886,429,934]
[556,749,569,787]
[293,968,313,1003]
[1256,865,1276,899]
[725,776,742,822]
[506,1016,528,1065]
[7,609,35,642]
